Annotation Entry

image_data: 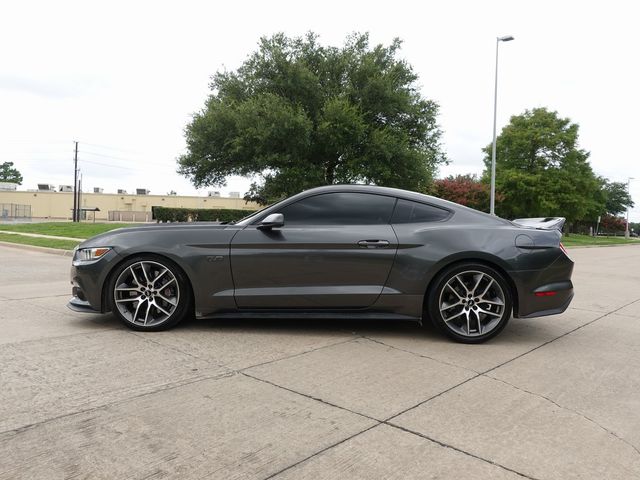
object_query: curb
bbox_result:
[566,242,640,249]
[0,230,85,242]
[0,241,75,256]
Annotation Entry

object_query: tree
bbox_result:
[482,108,603,224]
[431,174,492,211]
[602,179,634,216]
[178,32,446,203]
[0,162,23,184]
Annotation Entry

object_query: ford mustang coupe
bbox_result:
[68,185,574,343]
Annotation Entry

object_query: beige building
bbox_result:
[0,190,258,222]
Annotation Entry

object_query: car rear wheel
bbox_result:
[427,263,512,343]
[108,255,191,331]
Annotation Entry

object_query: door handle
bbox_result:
[357,239,390,248]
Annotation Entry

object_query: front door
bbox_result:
[230,192,398,309]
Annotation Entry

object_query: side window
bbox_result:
[391,199,450,224]
[278,193,396,225]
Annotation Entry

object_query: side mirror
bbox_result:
[257,213,284,230]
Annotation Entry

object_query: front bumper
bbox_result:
[67,295,101,313]
[69,249,120,313]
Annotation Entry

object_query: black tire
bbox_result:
[108,254,192,331]
[427,262,512,344]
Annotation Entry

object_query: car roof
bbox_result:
[298,184,509,225]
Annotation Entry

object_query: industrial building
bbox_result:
[0,186,258,222]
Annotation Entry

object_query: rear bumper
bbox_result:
[517,290,574,319]
[512,253,575,319]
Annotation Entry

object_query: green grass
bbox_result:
[0,222,137,239]
[0,233,80,250]
[562,234,640,247]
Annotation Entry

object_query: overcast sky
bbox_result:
[1,0,638,220]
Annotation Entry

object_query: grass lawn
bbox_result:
[562,234,640,247]
[0,222,137,239]
[0,233,80,250]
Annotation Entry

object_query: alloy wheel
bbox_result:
[438,270,506,338]
[113,260,180,327]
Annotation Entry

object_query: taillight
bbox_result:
[559,242,570,257]
[535,291,557,297]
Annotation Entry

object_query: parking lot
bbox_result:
[1,243,639,479]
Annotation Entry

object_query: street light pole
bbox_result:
[490,35,514,216]
[626,177,634,238]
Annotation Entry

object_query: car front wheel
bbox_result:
[428,263,512,344]
[108,255,191,331]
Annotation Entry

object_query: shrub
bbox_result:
[152,206,256,223]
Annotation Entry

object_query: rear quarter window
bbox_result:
[391,199,451,224]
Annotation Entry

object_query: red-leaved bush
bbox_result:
[431,175,496,212]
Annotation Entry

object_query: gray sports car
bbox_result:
[68,185,574,343]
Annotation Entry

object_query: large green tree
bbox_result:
[178,33,446,203]
[482,108,603,223]
[601,179,634,216]
[0,161,23,184]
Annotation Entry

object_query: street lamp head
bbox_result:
[499,35,515,42]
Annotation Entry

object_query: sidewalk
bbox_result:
[0,230,84,242]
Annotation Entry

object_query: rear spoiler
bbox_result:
[512,217,566,231]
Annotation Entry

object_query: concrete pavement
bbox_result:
[1,244,639,479]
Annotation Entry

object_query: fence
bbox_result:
[108,210,152,222]
[0,203,32,219]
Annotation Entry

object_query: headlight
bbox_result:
[73,247,112,264]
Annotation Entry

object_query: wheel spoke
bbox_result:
[143,301,152,326]
[129,266,142,287]
[132,298,145,322]
[476,310,483,334]
[471,273,484,295]
[152,268,169,286]
[465,309,471,335]
[443,309,466,322]
[477,307,501,318]
[116,286,139,292]
[479,279,494,298]
[116,297,140,303]
[454,275,469,294]
[156,293,177,306]
[480,299,504,306]
[445,283,463,299]
[153,301,171,316]
[141,262,152,284]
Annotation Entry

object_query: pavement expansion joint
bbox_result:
[237,335,362,373]
[362,335,480,373]
[383,422,543,480]
[260,424,380,480]
[0,371,234,438]
[485,374,640,457]
[240,371,381,423]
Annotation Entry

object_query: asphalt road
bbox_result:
[1,243,639,479]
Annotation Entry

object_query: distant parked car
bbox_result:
[68,185,574,343]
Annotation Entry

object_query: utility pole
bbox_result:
[73,141,79,222]
[78,173,83,222]
[626,177,634,238]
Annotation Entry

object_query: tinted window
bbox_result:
[391,199,450,224]
[278,193,396,225]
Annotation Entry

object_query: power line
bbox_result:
[79,141,140,154]
[78,158,145,172]
[78,150,174,167]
